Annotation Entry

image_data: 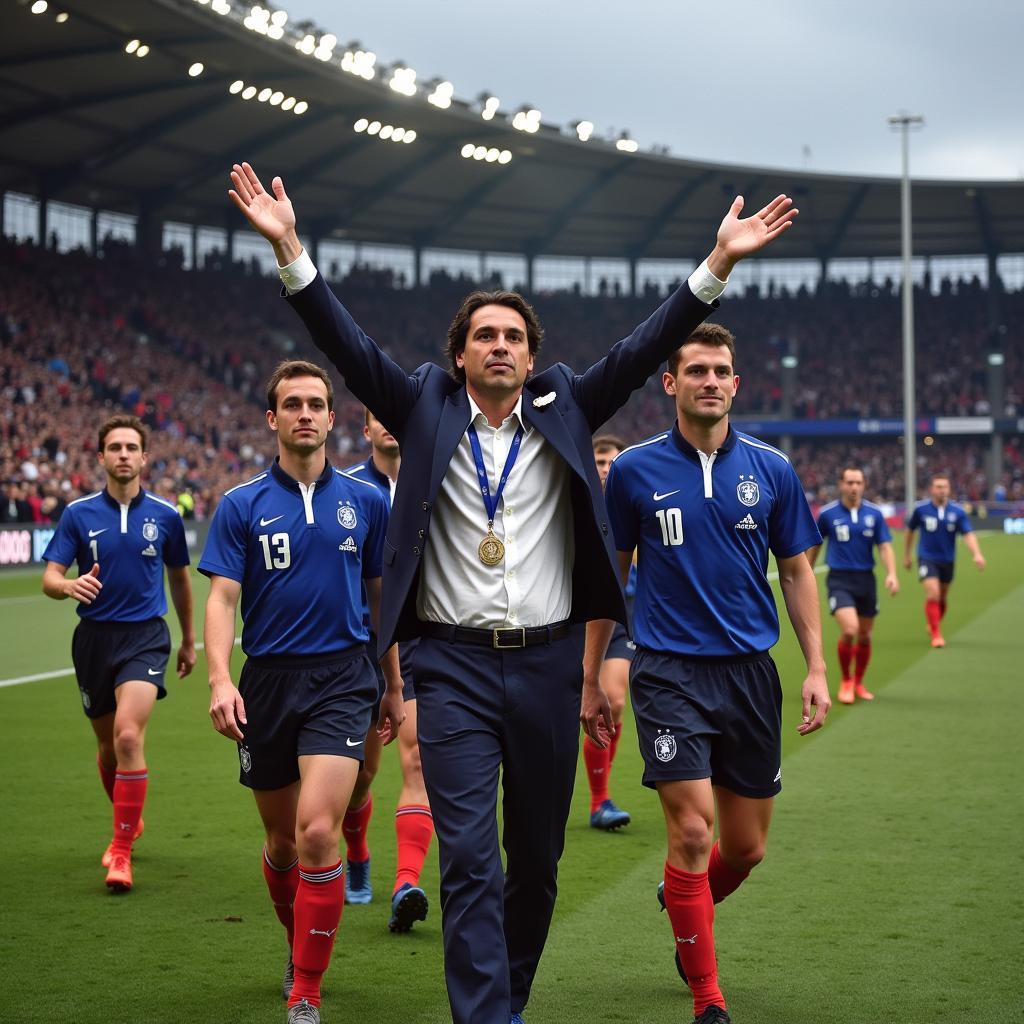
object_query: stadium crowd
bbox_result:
[2,236,1021,522]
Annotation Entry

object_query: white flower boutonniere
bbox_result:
[532,391,556,409]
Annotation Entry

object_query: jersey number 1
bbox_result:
[258,532,291,570]
[655,508,684,546]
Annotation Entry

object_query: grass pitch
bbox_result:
[0,535,1021,1023]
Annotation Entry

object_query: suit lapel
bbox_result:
[521,390,588,480]
[430,388,472,497]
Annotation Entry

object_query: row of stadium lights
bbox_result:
[183,1,643,154]
[229,80,309,114]
[28,2,68,21]
[353,119,416,144]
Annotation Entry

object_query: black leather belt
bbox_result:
[419,620,571,650]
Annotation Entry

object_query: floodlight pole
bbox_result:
[888,113,924,515]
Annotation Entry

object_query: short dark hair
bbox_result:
[445,290,544,384]
[931,472,950,485]
[666,323,737,375]
[593,434,626,453]
[839,466,865,482]
[98,415,148,452]
[265,360,334,412]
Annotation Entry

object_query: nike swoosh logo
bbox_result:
[147,668,161,676]
[346,738,364,747]
[259,515,285,527]
[88,529,108,538]
[653,490,680,502]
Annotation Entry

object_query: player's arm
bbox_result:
[963,531,986,570]
[805,543,822,569]
[366,576,405,745]
[204,574,246,741]
[42,560,102,604]
[878,541,899,595]
[167,565,197,678]
[902,527,916,570]
[776,552,831,735]
[581,619,615,749]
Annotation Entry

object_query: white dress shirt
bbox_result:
[279,250,727,627]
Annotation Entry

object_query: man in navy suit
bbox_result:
[229,161,797,1024]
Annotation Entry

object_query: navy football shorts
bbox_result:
[827,569,879,618]
[236,646,378,791]
[605,622,636,663]
[71,617,171,719]
[918,559,954,584]
[630,647,783,799]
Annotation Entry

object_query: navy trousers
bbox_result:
[411,631,583,1024]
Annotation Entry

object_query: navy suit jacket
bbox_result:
[286,274,716,652]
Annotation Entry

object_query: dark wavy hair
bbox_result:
[444,290,545,384]
[666,322,737,375]
[98,414,148,452]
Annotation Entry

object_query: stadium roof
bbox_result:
[3,0,1023,263]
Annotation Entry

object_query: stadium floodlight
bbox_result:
[188,62,205,77]
[428,81,454,109]
[269,91,284,106]
[512,108,541,134]
[574,120,594,142]
[473,146,487,161]
[296,33,316,55]
[391,127,406,142]
[241,85,257,99]
[30,0,47,13]
[229,80,244,94]
[55,11,69,22]
[461,143,475,159]
[280,96,296,110]
[314,33,337,61]
[380,125,394,140]
[988,352,1005,366]
[389,66,418,97]
[486,148,499,162]
[403,130,416,143]
[271,9,287,26]
[498,149,512,164]
[615,134,639,153]
[257,87,272,102]
[480,95,500,121]
[137,44,150,57]
[293,100,308,115]
[244,6,270,33]
[341,48,377,80]
[211,0,230,13]
[367,120,381,135]
[354,118,369,132]
[125,39,140,53]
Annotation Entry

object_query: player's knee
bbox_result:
[296,818,341,862]
[669,817,714,862]
[112,724,143,761]
[608,692,627,719]
[351,769,375,806]
[839,627,857,644]
[265,832,297,866]
[725,838,766,872]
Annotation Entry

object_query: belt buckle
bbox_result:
[492,627,527,650]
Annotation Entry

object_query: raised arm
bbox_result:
[228,162,418,435]
[573,194,799,430]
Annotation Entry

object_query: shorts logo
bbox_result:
[338,536,358,553]
[239,746,252,773]
[337,502,358,529]
[141,544,157,557]
[919,564,928,579]
[654,730,677,763]
[774,767,782,783]
[80,688,91,710]
[828,595,837,612]
[142,520,159,542]
[737,477,760,507]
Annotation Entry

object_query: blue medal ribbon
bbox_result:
[467,423,523,528]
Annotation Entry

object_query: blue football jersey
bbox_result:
[816,500,892,571]
[342,455,395,630]
[606,425,820,657]
[199,459,388,657]
[907,500,972,564]
[42,488,189,622]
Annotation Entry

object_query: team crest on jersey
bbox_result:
[337,502,358,529]
[142,519,159,542]
[239,746,252,773]
[654,730,677,763]
[737,476,760,507]
[864,514,875,528]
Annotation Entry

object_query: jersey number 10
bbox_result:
[655,508,684,546]
[258,532,291,569]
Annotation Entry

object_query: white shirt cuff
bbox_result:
[687,259,727,304]
[278,248,317,295]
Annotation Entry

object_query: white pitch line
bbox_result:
[0,638,240,689]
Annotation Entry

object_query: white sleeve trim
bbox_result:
[278,248,318,295]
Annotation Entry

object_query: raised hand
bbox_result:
[228,162,296,246]
[708,194,798,279]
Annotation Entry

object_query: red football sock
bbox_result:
[394,805,434,891]
[608,721,623,767]
[583,735,611,813]
[110,768,147,857]
[290,861,345,1009]
[837,638,854,678]
[707,841,750,905]
[263,847,299,947]
[342,795,372,863]
[854,640,872,684]
[939,600,948,621]
[97,755,116,802]
[925,599,942,635]
[663,861,724,1016]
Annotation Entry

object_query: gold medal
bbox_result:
[478,528,505,566]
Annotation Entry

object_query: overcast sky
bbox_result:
[286,0,1023,180]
